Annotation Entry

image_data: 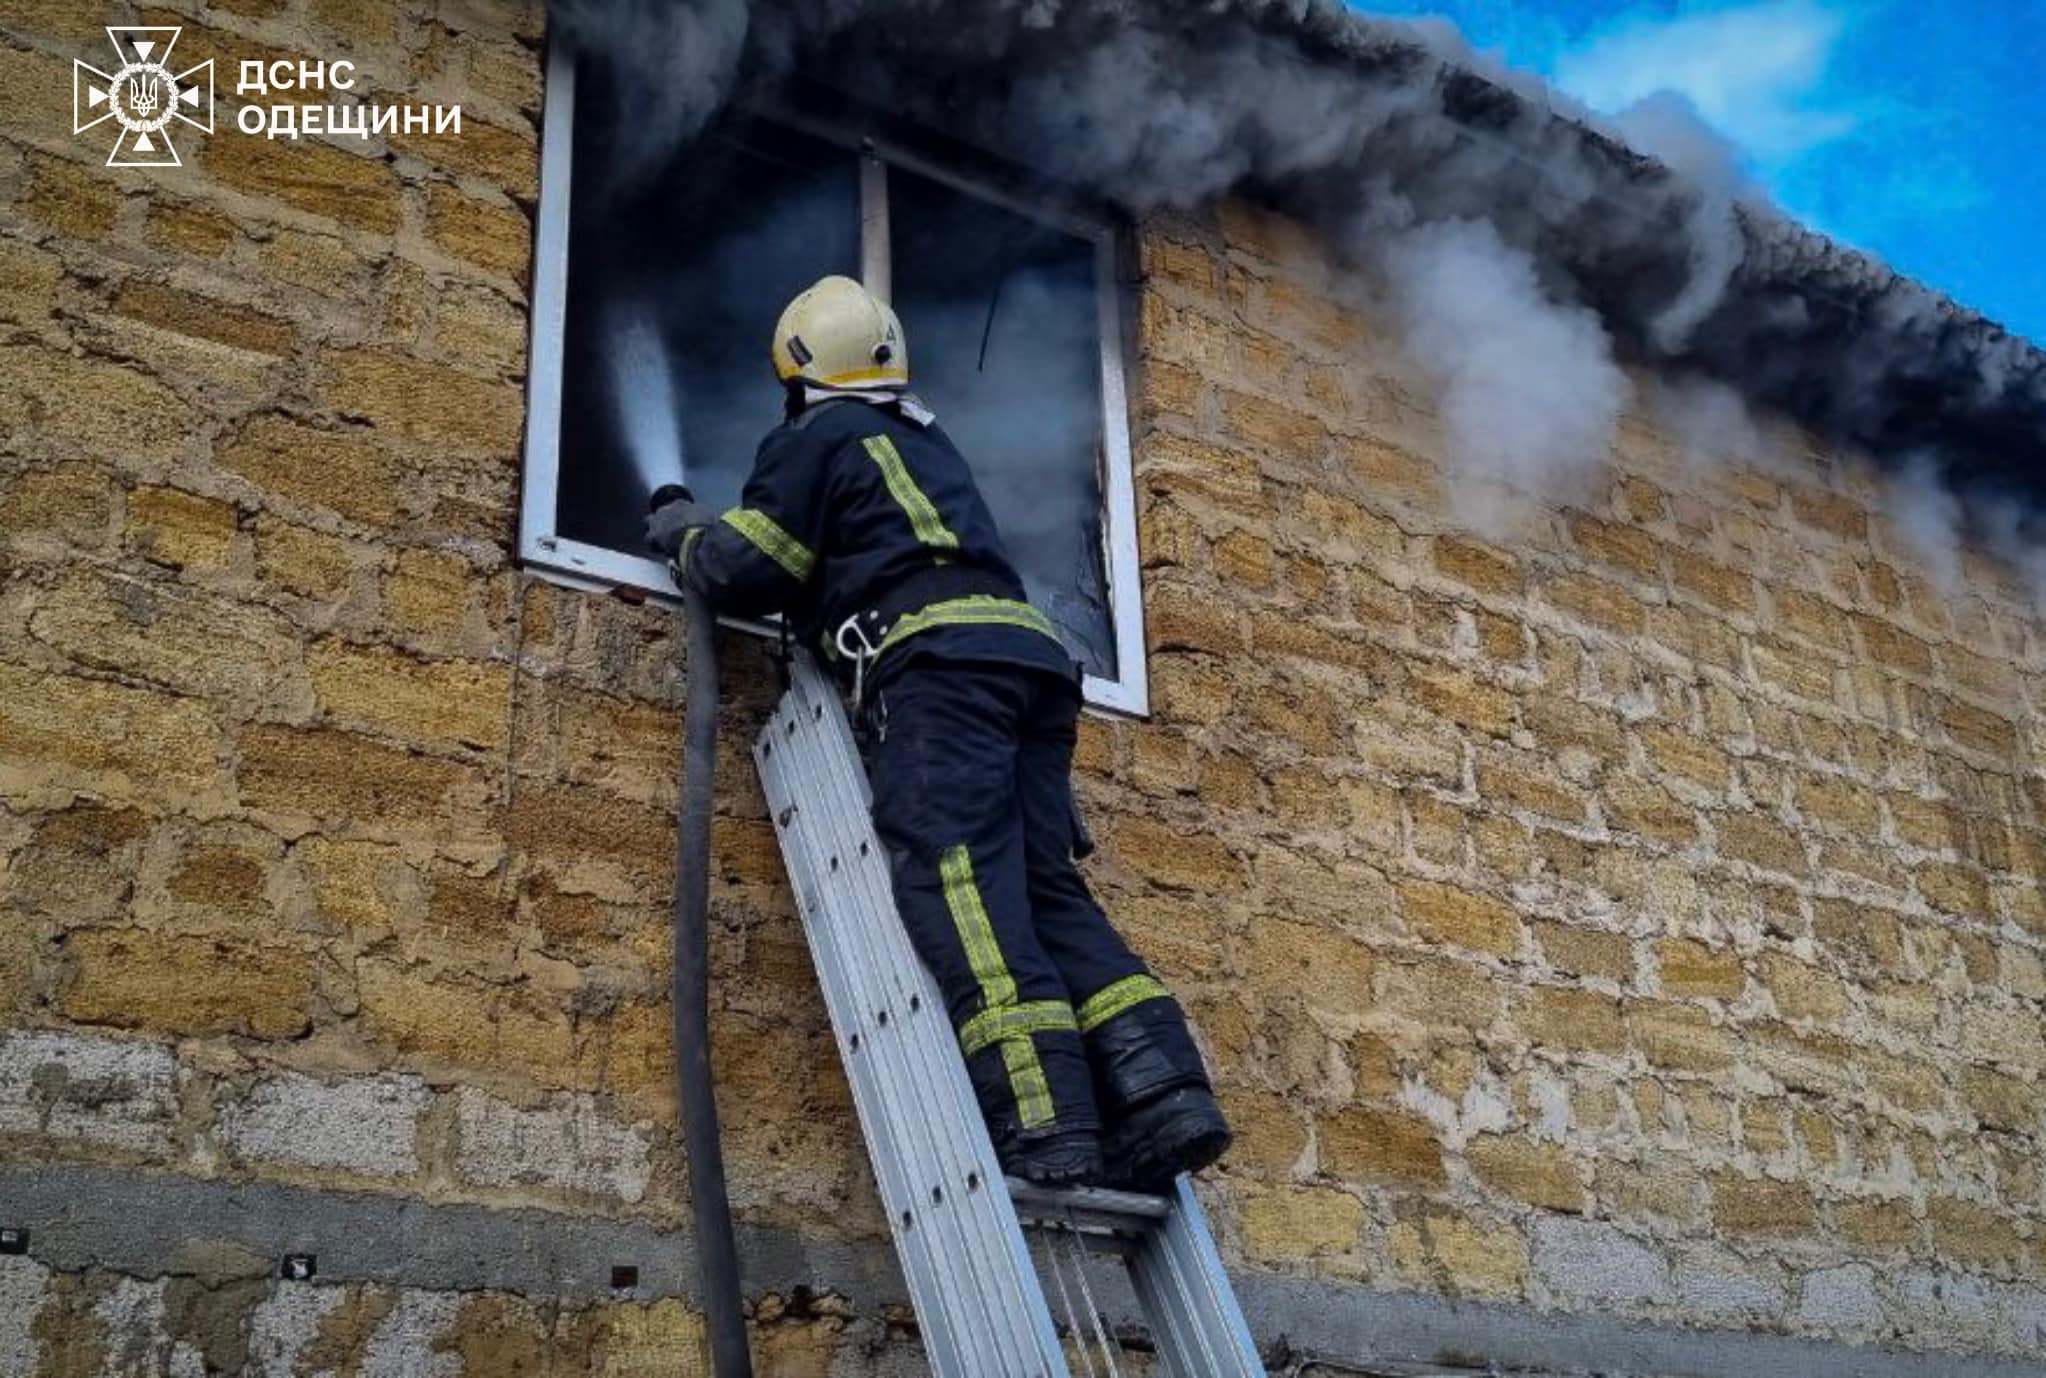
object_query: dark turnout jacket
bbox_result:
[684,396,1075,684]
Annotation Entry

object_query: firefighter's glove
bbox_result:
[645,496,717,561]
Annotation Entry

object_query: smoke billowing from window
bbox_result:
[552,0,749,192]
[550,0,2046,594]
[899,265,1118,676]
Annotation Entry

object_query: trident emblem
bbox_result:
[73,26,213,168]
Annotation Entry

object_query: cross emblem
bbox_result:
[74,26,214,168]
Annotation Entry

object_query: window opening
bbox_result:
[523,46,1149,712]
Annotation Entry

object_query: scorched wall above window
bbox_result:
[520,44,1150,714]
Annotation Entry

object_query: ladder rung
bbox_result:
[1008,1178,1175,1234]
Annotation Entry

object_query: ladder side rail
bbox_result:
[757,720,984,1370]
[761,656,1069,1374]
[760,705,1018,1373]
[1123,1239,1201,1378]
[1131,1178,1263,1377]
[761,716,1010,1373]
[781,665,1060,1371]
[787,713,1037,1370]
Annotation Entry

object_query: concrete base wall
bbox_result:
[6,1164,2044,1378]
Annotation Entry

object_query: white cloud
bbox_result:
[1554,0,1859,165]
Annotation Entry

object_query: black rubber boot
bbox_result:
[1080,990,1229,1190]
[997,1127,1105,1186]
[1103,1086,1232,1193]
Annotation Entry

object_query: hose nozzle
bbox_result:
[649,483,693,512]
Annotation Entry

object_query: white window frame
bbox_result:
[519,44,1150,715]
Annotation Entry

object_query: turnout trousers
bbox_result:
[864,656,1213,1151]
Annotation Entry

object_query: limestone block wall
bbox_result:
[3,0,2045,1371]
[1124,200,2046,1357]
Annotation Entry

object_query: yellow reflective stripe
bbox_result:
[863,435,959,550]
[960,999,1078,1057]
[941,845,1064,1127]
[822,596,1057,663]
[878,596,1060,657]
[939,846,1016,1009]
[1076,974,1172,1032]
[1004,1039,1056,1129]
[719,508,816,582]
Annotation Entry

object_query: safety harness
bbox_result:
[830,562,1057,714]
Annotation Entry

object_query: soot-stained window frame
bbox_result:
[519,43,1152,716]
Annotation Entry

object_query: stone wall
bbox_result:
[1,1256,725,1378]
[4,0,2046,1372]
[1129,201,2046,1359]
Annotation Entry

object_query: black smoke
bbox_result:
[550,0,2046,565]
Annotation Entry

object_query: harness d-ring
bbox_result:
[835,613,883,715]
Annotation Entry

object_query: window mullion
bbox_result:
[861,153,892,303]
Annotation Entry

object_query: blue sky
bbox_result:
[1359,0,2046,343]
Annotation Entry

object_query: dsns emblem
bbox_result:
[74,26,214,168]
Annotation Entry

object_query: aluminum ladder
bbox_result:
[753,649,1263,1377]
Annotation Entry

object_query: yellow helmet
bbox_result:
[770,275,910,392]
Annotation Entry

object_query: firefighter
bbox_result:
[646,275,1230,1188]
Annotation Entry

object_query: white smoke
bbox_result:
[1973,495,2046,613]
[900,256,1119,673]
[1600,90,1751,354]
[1878,462,2046,613]
[1649,373,1766,473]
[1381,219,1631,532]
[1886,452,1965,591]
[551,0,750,189]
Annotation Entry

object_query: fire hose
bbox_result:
[651,484,753,1377]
